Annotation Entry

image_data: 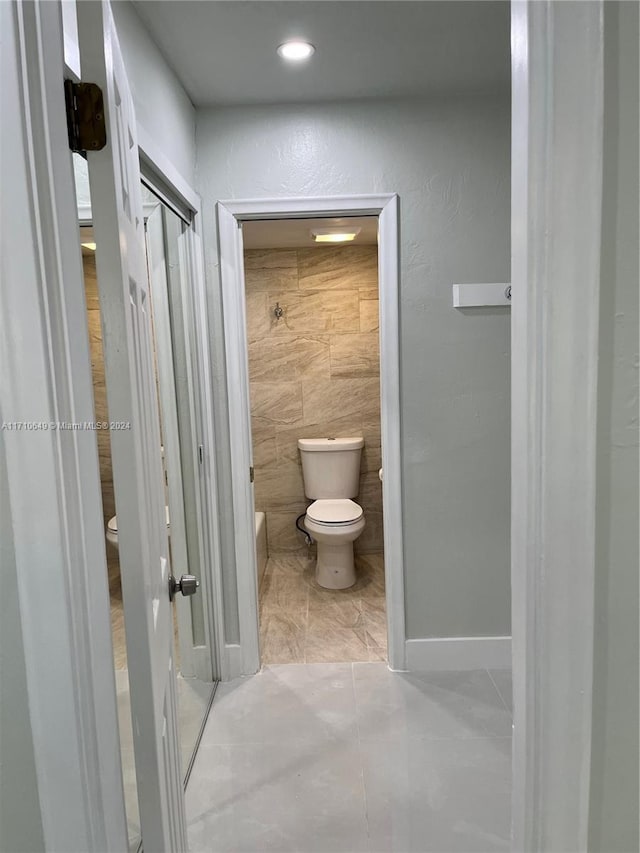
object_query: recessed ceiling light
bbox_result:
[312,228,361,244]
[81,242,96,251]
[277,40,315,62]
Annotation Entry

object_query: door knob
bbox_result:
[168,574,199,601]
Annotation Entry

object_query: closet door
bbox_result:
[78,1,188,848]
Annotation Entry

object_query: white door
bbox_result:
[77,2,187,849]
[145,203,196,677]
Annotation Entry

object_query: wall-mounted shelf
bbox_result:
[452,283,511,308]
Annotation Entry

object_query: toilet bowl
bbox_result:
[298,437,366,590]
[106,505,170,555]
[304,499,365,589]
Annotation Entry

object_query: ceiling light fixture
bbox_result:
[277,40,315,61]
[312,228,361,244]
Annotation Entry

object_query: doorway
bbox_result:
[241,217,386,664]
[75,161,217,848]
[217,194,405,675]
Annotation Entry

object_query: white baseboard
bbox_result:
[405,636,512,671]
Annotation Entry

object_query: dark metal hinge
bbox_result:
[250,466,255,483]
[64,80,107,153]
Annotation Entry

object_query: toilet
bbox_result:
[106,445,170,555]
[106,505,170,555]
[298,437,366,589]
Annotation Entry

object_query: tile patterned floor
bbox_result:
[186,663,513,853]
[259,553,387,664]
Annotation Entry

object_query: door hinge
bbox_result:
[64,80,107,153]
[250,466,255,483]
[198,445,204,465]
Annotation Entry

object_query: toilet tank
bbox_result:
[298,437,364,499]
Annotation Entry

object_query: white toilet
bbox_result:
[106,505,170,555]
[298,437,366,589]
[106,445,170,555]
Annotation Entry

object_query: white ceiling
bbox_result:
[132,1,510,107]
[242,216,378,248]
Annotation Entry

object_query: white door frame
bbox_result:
[217,194,406,674]
[2,1,128,847]
[140,172,225,683]
[510,1,604,850]
[125,123,226,684]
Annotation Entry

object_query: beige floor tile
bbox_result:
[258,553,387,665]
[308,579,363,607]
[367,643,388,662]
[305,627,370,663]
[307,598,364,631]
[260,573,309,609]
[259,607,306,665]
[355,555,386,598]
[266,554,311,577]
[362,600,388,648]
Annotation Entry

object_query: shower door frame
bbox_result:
[217,194,406,675]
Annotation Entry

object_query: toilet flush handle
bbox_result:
[168,573,200,601]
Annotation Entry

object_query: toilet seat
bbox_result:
[306,499,363,526]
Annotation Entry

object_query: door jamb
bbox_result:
[2,1,128,847]
[511,1,604,849]
[217,194,406,675]
[137,149,226,684]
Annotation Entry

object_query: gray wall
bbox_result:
[111,1,196,184]
[196,95,511,641]
[0,438,45,853]
[63,0,196,186]
[589,2,639,851]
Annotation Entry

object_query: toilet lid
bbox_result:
[307,499,363,524]
[108,505,170,534]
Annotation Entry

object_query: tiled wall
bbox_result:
[83,252,115,528]
[244,245,383,555]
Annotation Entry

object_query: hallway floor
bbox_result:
[186,663,512,852]
[109,558,213,849]
[259,553,387,664]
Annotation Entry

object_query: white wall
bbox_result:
[196,96,511,643]
[589,3,639,850]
